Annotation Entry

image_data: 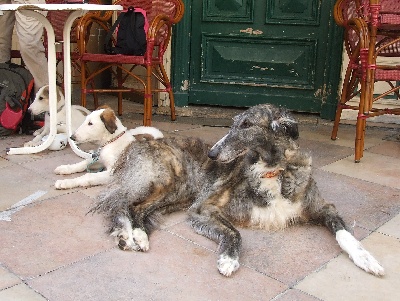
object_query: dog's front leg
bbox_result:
[24,122,50,147]
[55,170,111,189]
[188,207,242,277]
[304,186,384,276]
[54,159,91,175]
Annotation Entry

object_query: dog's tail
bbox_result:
[129,126,164,141]
[72,105,92,116]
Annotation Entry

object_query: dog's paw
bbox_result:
[54,165,72,175]
[217,254,240,277]
[24,141,40,147]
[55,179,76,190]
[33,128,43,136]
[348,248,385,276]
[132,228,150,252]
[336,230,385,277]
[111,228,141,251]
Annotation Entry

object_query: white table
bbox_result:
[1,3,122,158]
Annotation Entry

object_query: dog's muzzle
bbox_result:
[208,147,220,160]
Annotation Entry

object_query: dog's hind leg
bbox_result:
[188,207,242,277]
[111,214,143,251]
[304,182,384,276]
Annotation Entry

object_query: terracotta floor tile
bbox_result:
[321,152,400,189]
[0,266,21,290]
[295,232,400,301]
[0,192,114,278]
[274,288,321,301]
[313,169,400,230]
[368,140,400,159]
[0,283,47,301]
[377,214,400,239]
[28,231,287,301]
[0,164,54,211]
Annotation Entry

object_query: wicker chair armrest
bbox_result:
[334,0,350,27]
[347,17,370,48]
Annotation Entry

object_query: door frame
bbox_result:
[171,0,344,119]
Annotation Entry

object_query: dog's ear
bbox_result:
[97,104,111,110]
[269,109,299,140]
[100,108,118,134]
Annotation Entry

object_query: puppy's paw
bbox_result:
[54,179,76,190]
[24,141,40,147]
[111,228,141,251]
[217,254,240,277]
[132,228,149,252]
[54,165,72,175]
[33,128,43,136]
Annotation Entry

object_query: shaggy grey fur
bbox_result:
[92,104,383,277]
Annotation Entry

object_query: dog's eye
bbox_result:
[88,121,93,126]
[240,119,251,129]
[39,97,43,100]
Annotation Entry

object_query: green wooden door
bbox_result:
[172,0,343,119]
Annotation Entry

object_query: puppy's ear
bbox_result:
[100,108,118,134]
[97,104,111,110]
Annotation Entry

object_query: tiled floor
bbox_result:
[0,101,399,301]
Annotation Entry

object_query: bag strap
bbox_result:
[129,7,139,44]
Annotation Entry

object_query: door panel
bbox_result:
[172,0,343,118]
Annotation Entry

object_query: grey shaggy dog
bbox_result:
[91,104,384,277]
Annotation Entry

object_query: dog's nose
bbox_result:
[70,135,76,141]
[208,148,219,160]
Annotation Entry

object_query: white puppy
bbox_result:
[24,85,91,147]
[54,106,163,189]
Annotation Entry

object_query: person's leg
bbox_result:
[14,0,48,91]
[0,0,14,63]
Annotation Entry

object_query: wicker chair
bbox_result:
[331,0,400,162]
[77,0,184,125]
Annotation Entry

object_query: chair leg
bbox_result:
[80,62,87,109]
[158,62,176,121]
[331,103,343,140]
[143,66,153,126]
[354,115,366,163]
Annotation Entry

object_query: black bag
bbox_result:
[104,6,147,56]
[0,63,35,135]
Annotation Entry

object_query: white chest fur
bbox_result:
[249,161,303,230]
[250,198,302,230]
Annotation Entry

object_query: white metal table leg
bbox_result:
[63,9,91,159]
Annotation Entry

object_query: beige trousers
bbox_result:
[0,0,48,91]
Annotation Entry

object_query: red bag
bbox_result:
[0,63,35,132]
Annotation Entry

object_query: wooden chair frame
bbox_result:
[332,0,400,162]
[77,0,184,125]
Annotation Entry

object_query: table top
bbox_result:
[0,3,123,11]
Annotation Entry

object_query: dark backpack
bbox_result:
[104,6,147,56]
[0,63,35,135]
